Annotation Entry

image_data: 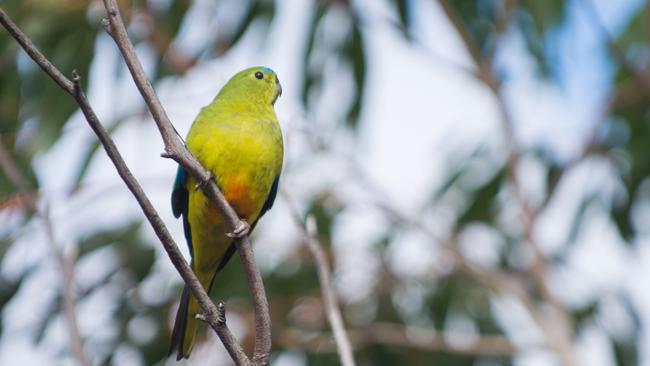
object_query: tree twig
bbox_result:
[296,123,551,353]
[278,322,538,358]
[0,138,91,366]
[69,72,250,365]
[438,3,577,365]
[0,7,252,365]
[286,203,357,366]
[99,2,271,363]
[304,216,356,366]
[582,0,650,97]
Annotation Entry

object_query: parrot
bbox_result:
[169,66,283,360]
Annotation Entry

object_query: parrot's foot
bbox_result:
[194,172,215,191]
[216,303,226,325]
[195,303,226,325]
[227,220,251,239]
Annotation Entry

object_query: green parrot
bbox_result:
[169,66,283,360]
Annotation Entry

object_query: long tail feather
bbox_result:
[169,286,193,360]
[169,265,224,360]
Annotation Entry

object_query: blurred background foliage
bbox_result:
[1,0,649,365]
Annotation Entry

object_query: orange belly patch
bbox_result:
[222,177,255,219]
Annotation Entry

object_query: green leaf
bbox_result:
[515,0,568,78]
[305,192,342,249]
[612,338,638,366]
[457,168,506,225]
[343,22,366,128]
[564,194,598,250]
[427,280,454,328]
[392,0,411,40]
[430,145,486,204]
[0,274,26,337]
[571,301,598,330]
[446,0,499,58]
[301,2,328,108]
[225,0,276,54]
[70,117,126,192]
[77,221,142,257]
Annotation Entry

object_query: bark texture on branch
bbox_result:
[0,5,269,365]
[100,1,271,362]
[0,137,90,366]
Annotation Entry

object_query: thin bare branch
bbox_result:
[438,3,578,365]
[582,0,650,96]
[296,123,552,350]
[0,7,251,365]
[287,205,356,366]
[0,138,90,366]
[304,216,355,366]
[69,68,253,364]
[278,322,535,358]
[100,0,271,363]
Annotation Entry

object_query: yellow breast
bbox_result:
[185,102,283,225]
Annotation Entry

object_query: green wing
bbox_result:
[171,166,193,256]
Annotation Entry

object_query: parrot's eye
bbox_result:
[255,71,264,80]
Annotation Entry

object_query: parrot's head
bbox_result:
[219,66,282,106]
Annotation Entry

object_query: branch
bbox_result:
[304,216,356,366]
[71,71,249,365]
[358,322,528,357]
[297,123,552,351]
[282,176,530,361]
[0,138,90,366]
[100,1,271,363]
[0,13,73,94]
[140,6,198,74]
[286,200,356,366]
[278,322,534,358]
[582,0,650,97]
[439,3,577,365]
[0,7,251,365]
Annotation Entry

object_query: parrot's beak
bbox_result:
[273,77,282,105]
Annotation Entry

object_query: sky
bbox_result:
[1,0,648,365]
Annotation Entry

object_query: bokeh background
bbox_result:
[1,0,649,365]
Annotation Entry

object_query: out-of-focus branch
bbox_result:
[142,9,198,74]
[278,322,534,358]
[100,1,272,364]
[0,8,252,365]
[304,216,356,366]
[0,138,90,366]
[0,14,73,93]
[285,200,356,366]
[438,2,577,365]
[301,126,550,350]
[293,124,562,361]
[583,0,650,96]
[346,163,549,332]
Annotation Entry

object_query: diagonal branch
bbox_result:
[582,0,650,97]
[303,216,356,366]
[297,123,551,353]
[438,2,577,365]
[99,1,271,363]
[285,197,356,366]
[0,138,90,366]
[0,7,251,365]
[69,72,250,364]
